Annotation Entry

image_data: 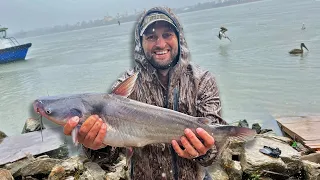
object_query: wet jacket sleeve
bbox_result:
[195,71,226,125]
[195,72,227,166]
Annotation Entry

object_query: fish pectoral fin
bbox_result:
[112,72,139,97]
[125,147,134,170]
[71,126,80,146]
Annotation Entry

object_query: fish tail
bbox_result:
[214,125,257,142]
[208,125,257,159]
[209,125,256,154]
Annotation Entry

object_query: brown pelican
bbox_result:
[217,26,231,41]
[289,43,308,54]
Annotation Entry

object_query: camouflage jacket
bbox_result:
[84,6,227,180]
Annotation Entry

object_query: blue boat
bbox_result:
[0,27,32,64]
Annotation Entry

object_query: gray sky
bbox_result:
[1,0,206,33]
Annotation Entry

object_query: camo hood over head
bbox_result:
[132,6,190,82]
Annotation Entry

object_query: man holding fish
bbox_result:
[34,6,256,180]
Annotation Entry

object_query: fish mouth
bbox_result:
[33,100,44,115]
[33,100,66,126]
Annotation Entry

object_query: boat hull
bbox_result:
[0,43,32,64]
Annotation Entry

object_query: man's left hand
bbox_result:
[172,128,215,159]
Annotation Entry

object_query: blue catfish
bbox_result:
[33,72,256,153]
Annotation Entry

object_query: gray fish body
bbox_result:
[34,93,255,148]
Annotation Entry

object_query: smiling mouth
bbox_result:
[153,50,169,55]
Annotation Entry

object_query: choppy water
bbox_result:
[1,0,320,140]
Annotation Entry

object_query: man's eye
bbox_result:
[146,35,156,41]
[162,33,173,39]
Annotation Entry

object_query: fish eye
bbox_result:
[45,108,52,114]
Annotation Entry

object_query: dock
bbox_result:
[276,115,320,153]
[0,127,66,165]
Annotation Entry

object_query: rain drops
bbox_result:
[161,172,166,178]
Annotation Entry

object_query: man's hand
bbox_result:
[172,128,214,159]
[63,115,107,150]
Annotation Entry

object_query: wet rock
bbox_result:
[0,131,7,139]
[206,163,229,180]
[252,123,261,134]
[238,119,249,128]
[241,134,302,178]
[79,162,106,180]
[220,140,244,180]
[21,118,45,134]
[302,160,320,180]
[21,176,39,180]
[40,143,69,159]
[48,155,87,180]
[16,156,61,177]
[301,152,320,164]
[4,153,36,176]
[105,154,129,180]
[0,168,14,180]
[0,131,7,144]
[5,154,62,177]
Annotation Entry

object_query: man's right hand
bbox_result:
[63,115,107,150]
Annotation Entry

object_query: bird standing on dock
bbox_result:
[289,43,309,54]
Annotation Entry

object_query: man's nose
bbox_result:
[155,36,166,48]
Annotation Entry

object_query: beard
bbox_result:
[145,49,179,70]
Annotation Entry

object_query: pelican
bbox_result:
[289,43,309,54]
[217,26,231,42]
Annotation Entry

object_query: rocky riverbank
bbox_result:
[0,119,319,180]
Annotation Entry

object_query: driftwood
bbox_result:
[0,127,66,165]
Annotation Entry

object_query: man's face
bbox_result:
[142,21,179,70]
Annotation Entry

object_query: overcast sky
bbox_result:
[1,0,208,33]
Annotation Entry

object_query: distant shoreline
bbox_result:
[13,0,263,39]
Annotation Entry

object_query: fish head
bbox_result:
[33,94,87,126]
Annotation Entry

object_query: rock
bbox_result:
[220,140,244,180]
[260,129,273,134]
[0,168,14,180]
[241,134,302,178]
[79,162,106,180]
[206,163,229,180]
[5,154,62,177]
[0,131,7,139]
[21,176,38,180]
[105,154,129,180]
[40,143,69,159]
[21,118,45,134]
[48,155,87,180]
[4,153,36,176]
[301,153,320,164]
[0,131,7,144]
[252,123,262,134]
[82,146,122,171]
[238,119,249,128]
[302,160,320,180]
[17,155,61,177]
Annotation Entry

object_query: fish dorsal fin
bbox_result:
[112,72,139,97]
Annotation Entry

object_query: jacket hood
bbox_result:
[133,7,191,79]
